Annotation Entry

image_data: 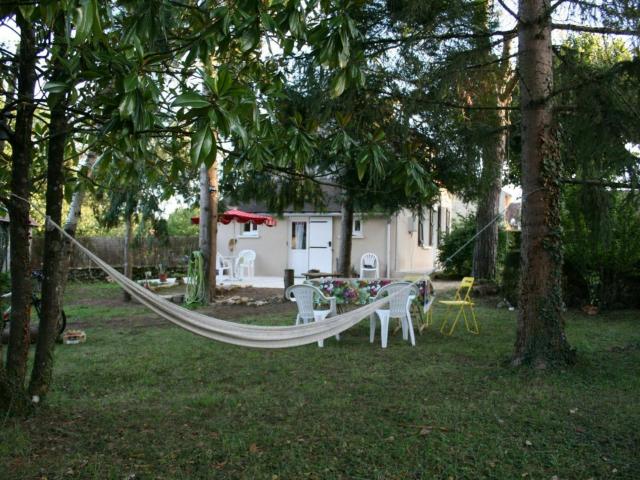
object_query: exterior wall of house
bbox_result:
[347,216,389,277]
[392,190,474,277]
[393,209,436,276]
[216,219,288,276]
[215,189,475,278]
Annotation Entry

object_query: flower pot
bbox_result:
[582,304,599,316]
[159,273,168,283]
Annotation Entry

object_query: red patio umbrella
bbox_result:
[191,209,277,226]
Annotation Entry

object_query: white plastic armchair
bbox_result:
[235,249,256,278]
[216,252,233,277]
[370,281,419,348]
[359,252,379,279]
[285,284,339,347]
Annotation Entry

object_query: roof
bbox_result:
[229,185,344,214]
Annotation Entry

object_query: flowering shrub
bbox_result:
[310,278,431,306]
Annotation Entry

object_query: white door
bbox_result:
[288,218,309,276]
[308,217,333,272]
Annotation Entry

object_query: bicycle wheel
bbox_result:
[32,298,67,338]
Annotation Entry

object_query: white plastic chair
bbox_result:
[216,252,232,277]
[235,249,256,278]
[370,282,418,348]
[360,252,379,279]
[285,284,338,347]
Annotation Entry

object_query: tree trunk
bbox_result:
[123,213,133,302]
[513,0,574,367]
[337,195,354,277]
[472,118,504,280]
[199,162,218,303]
[28,15,69,399]
[1,14,37,415]
[473,34,515,281]
[59,153,96,294]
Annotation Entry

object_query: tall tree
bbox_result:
[1,9,37,414]
[29,11,70,399]
[512,0,574,367]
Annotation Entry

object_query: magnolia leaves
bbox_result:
[191,123,217,168]
[172,67,254,168]
[74,0,103,44]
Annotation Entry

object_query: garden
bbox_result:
[1,282,639,479]
[1,1,640,479]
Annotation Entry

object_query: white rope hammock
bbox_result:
[49,218,423,349]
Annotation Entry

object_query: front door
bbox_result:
[308,217,333,273]
[288,218,309,276]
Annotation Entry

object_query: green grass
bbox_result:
[2,283,639,479]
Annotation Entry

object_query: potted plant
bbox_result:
[158,263,168,283]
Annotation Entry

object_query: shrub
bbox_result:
[437,214,509,278]
[562,188,640,309]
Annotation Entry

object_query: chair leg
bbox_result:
[379,313,390,348]
[446,307,464,336]
[401,316,408,340]
[439,305,452,334]
[295,314,301,326]
[405,314,416,346]
[419,308,433,334]
[369,314,376,343]
[467,306,480,334]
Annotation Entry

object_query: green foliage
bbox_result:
[563,189,640,308]
[0,271,9,295]
[437,215,476,276]
[437,214,509,277]
[166,207,199,236]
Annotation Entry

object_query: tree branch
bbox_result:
[551,23,640,36]
[560,178,638,189]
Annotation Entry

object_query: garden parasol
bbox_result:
[190,209,277,227]
[191,208,277,257]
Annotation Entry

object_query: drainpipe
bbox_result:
[386,218,391,278]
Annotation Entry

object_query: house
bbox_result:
[216,189,474,278]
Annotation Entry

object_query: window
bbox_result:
[352,217,363,237]
[445,208,451,235]
[428,209,435,247]
[291,222,307,249]
[418,218,424,246]
[437,207,442,245]
[241,222,259,237]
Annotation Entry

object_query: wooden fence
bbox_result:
[30,235,199,270]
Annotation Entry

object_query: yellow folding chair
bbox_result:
[438,277,479,335]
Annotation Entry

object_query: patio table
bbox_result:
[222,255,238,280]
[304,277,436,332]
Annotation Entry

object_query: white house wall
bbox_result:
[393,209,436,275]
[347,216,389,277]
[216,220,288,277]
[214,190,473,278]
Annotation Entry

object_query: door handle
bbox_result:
[328,241,332,247]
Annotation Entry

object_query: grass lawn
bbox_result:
[1,282,639,479]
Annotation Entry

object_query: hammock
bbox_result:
[49,218,426,349]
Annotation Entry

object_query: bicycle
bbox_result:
[1,271,67,344]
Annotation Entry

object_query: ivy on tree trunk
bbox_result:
[513,0,574,368]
